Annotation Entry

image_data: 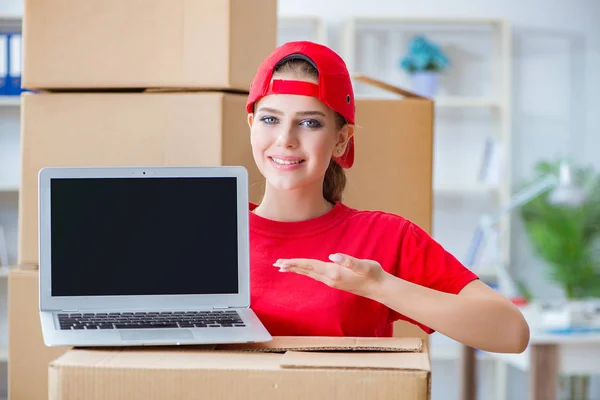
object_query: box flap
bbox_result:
[216,336,423,353]
[280,351,430,371]
[352,74,430,100]
[50,346,284,371]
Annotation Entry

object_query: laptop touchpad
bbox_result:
[120,329,194,341]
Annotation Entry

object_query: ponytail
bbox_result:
[323,159,346,203]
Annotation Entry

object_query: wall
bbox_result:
[276,0,600,399]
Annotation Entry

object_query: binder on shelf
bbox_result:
[0,33,8,95]
[0,224,8,267]
[477,137,505,185]
[8,32,22,95]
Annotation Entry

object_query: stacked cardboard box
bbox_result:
[346,77,434,343]
[10,0,277,399]
[48,337,431,400]
[11,1,435,398]
[8,267,70,400]
[18,0,279,267]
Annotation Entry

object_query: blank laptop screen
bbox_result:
[49,177,240,297]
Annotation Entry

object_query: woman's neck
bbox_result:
[253,183,334,222]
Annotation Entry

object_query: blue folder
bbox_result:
[0,32,8,95]
[7,32,22,95]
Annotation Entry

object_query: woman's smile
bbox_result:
[269,155,306,170]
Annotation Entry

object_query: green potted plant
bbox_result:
[519,159,600,300]
[519,159,600,400]
[399,35,450,98]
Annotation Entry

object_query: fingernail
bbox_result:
[329,254,343,263]
[273,261,290,268]
[278,268,288,272]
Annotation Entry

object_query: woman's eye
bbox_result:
[260,116,279,125]
[300,119,322,128]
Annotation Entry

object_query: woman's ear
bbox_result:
[336,124,355,151]
[247,113,254,129]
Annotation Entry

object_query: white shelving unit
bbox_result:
[0,13,22,368]
[341,16,512,399]
[277,15,327,46]
[340,15,512,281]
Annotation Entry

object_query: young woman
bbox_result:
[245,41,529,354]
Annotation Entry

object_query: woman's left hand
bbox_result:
[273,254,388,299]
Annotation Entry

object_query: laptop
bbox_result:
[38,166,272,347]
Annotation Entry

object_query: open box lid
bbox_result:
[217,335,423,352]
[50,336,430,372]
[279,350,428,370]
[217,336,429,371]
[352,73,433,101]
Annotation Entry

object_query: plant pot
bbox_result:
[411,71,439,98]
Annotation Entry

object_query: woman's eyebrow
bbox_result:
[256,107,283,115]
[256,108,326,117]
[296,110,326,117]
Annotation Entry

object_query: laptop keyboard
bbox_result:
[57,310,245,330]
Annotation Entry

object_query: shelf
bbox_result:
[435,97,503,108]
[278,15,323,23]
[0,184,19,192]
[473,265,499,281]
[430,345,495,361]
[0,14,22,32]
[429,333,496,361]
[354,92,504,108]
[0,14,22,23]
[434,183,500,195]
[0,96,21,107]
[348,16,506,26]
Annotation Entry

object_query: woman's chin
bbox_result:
[262,171,313,192]
[267,178,306,192]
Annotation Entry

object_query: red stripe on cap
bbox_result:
[267,79,319,97]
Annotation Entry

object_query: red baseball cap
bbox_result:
[246,41,356,168]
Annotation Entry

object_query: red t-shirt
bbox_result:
[249,201,478,337]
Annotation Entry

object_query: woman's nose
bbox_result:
[275,125,298,148]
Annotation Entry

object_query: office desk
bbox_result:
[461,319,600,400]
[494,330,600,400]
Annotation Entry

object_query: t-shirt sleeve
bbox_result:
[389,221,479,334]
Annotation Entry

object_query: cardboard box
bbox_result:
[49,337,431,400]
[342,76,434,342]
[8,267,71,400]
[344,75,434,234]
[22,0,277,91]
[18,91,264,266]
